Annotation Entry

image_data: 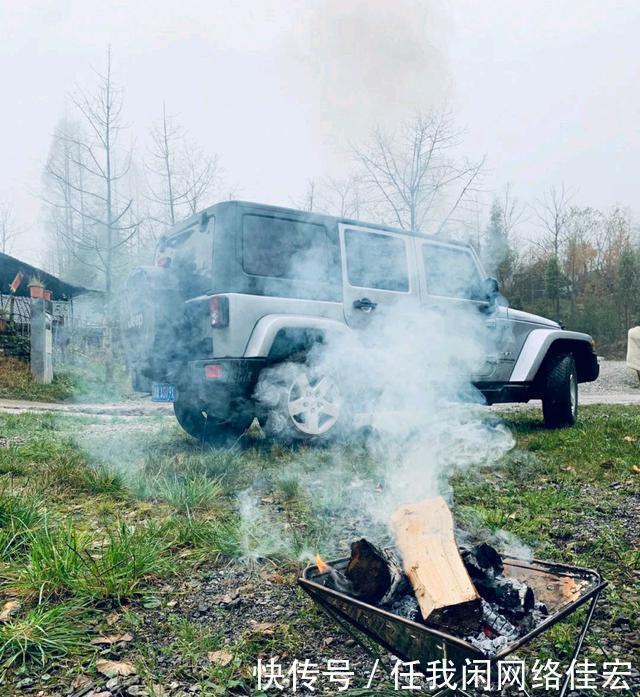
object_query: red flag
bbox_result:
[9,271,24,294]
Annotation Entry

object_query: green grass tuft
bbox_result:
[155,475,224,513]
[0,488,44,560]
[0,602,88,666]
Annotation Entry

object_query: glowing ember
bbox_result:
[315,554,330,574]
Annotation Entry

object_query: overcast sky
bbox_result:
[2,0,639,266]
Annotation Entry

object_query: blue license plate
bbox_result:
[152,383,177,402]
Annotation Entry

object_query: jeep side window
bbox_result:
[242,215,338,284]
[345,229,409,292]
[422,244,482,300]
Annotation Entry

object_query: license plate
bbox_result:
[152,383,177,402]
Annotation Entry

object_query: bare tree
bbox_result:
[0,205,18,255]
[501,183,528,241]
[146,106,221,227]
[180,141,220,215]
[318,174,363,219]
[294,178,317,212]
[353,110,485,233]
[534,184,573,258]
[147,103,180,227]
[44,47,138,381]
[534,185,574,318]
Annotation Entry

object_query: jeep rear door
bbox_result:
[339,224,420,328]
[415,239,515,382]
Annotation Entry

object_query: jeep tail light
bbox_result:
[209,295,229,327]
[156,256,172,268]
[204,364,223,379]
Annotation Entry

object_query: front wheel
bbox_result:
[173,400,252,446]
[541,354,578,428]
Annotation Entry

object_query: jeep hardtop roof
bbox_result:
[159,200,470,249]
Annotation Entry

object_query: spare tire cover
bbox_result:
[122,266,182,380]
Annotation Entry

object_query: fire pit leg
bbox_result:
[558,589,603,697]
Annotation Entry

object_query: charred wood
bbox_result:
[345,539,406,604]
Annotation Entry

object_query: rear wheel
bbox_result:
[541,354,578,428]
[173,399,253,446]
[256,362,343,444]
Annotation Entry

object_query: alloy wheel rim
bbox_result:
[287,373,341,435]
[570,373,577,414]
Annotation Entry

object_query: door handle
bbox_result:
[353,297,378,312]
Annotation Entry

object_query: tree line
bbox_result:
[28,49,640,369]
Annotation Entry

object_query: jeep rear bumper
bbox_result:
[170,358,267,421]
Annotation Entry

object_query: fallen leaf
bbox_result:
[216,593,237,605]
[208,650,233,667]
[631,465,640,474]
[249,622,275,636]
[95,659,136,677]
[150,686,167,697]
[71,674,93,689]
[166,599,178,608]
[90,633,133,646]
[0,600,21,622]
[623,435,637,442]
[105,611,120,626]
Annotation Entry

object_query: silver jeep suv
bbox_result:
[123,201,599,444]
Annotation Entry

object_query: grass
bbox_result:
[0,355,134,403]
[5,519,172,603]
[0,358,75,402]
[155,474,225,513]
[0,603,88,666]
[0,405,637,693]
[0,488,44,560]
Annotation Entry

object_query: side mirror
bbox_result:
[482,277,500,300]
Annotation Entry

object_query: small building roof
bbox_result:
[0,252,96,300]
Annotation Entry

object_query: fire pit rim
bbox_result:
[298,552,606,661]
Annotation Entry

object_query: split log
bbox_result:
[391,497,482,632]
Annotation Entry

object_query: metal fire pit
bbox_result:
[299,553,606,696]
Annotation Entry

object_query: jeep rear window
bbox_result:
[422,244,482,299]
[344,229,409,292]
[241,215,338,283]
[164,227,195,249]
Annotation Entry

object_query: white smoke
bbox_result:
[249,291,515,553]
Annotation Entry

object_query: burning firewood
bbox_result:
[316,541,405,604]
[461,542,534,617]
[390,497,482,632]
[346,539,405,604]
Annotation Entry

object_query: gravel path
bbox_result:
[581,359,639,394]
[0,361,637,418]
[0,397,173,417]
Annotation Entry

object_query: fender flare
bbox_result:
[244,315,350,358]
[510,329,596,383]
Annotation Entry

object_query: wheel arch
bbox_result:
[244,315,349,360]
[511,329,597,385]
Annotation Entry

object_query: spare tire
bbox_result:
[122,266,183,384]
